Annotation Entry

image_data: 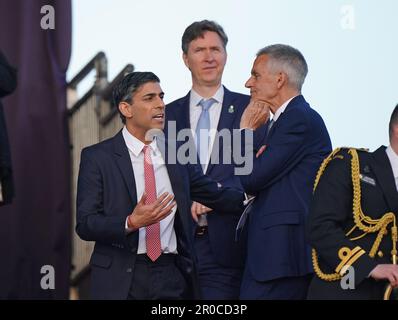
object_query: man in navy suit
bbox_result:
[76,72,244,299]
[238,44,332,299]
[165,20,266,299]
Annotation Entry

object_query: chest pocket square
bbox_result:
[360,174,376,187]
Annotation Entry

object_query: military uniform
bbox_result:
[307,146,398,299]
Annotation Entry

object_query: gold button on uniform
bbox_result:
[377,251,383,258]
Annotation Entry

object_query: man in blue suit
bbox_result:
[76,72,244,299]
[238,44,332,299]
[165,20,267,299]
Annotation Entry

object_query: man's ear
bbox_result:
[183,52,190,69]
[119,101,133,120]
[276,72,287,89]
[393,125,398,140]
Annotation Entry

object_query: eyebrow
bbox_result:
[142,92,164,98]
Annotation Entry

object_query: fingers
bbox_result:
[388,275,396,286]
[191,210,198,222]
[191,202,199,222]
[157,200,177,219]
[138,192,147,204]
[192,202,211,216]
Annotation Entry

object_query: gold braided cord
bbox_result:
[312,148,343,281]
[312,148,342,194]
[348,149,397,258]
[312,148,397,282]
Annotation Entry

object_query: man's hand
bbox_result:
[127,192,176,230]
[191,201,212,223]
[240,100,270,130]
[369,264,398,287]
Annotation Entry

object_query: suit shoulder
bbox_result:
[320,147,369,171]
[228,91,250,104]
[81,136,115,157]
[228,90,249,99]
[166,95,187,108]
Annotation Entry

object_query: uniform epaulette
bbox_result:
[328,147,369,161]
[339,147,369,152]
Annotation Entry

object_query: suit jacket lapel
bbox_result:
[369,146,398,213]
[112,130,137,203]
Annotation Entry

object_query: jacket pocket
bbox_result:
[261,211,301,229]
[90,252,112,269]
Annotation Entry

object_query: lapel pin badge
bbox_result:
[228,105,234,113]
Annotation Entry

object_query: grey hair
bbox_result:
[257,44,308,92]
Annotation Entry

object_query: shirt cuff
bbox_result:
[125,216,134,234]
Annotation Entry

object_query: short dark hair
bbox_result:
[389,104,398,140]
[113,71,160,124]
[181,20,228,54]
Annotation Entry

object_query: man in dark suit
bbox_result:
[0,50,16,206]
[306,106,398,299]
[76,72,244,300]
[238,44,332,299]
[165,20,266,299]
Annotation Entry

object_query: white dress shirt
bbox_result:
[122,127,178,254]
[189,86,224,172]
[271,96,297,122]
[386,145,398,191]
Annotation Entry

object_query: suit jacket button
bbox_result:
[377,250,383,258]
[126,268,133,273]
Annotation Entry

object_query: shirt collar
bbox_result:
[122,126,158,157]
[190,85,224,107]
[386,145,398,180]
[272,95,297,122]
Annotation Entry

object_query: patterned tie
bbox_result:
[266,119,274,136]
[196,98,217,172]
[143,145,161,262]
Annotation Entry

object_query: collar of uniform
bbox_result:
[190,85,224,107]
[272,95,297,122]
[386,145,398,180]
[122,126,158,157]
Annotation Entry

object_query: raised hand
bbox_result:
[240,99,270,130]
[127,192,176,230]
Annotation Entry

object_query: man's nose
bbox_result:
[245,77,253,88]
[204,50,215,61]
[158,99,165,108]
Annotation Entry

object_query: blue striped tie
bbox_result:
[196,98,216,172]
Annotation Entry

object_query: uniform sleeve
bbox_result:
[306,151,377,286]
